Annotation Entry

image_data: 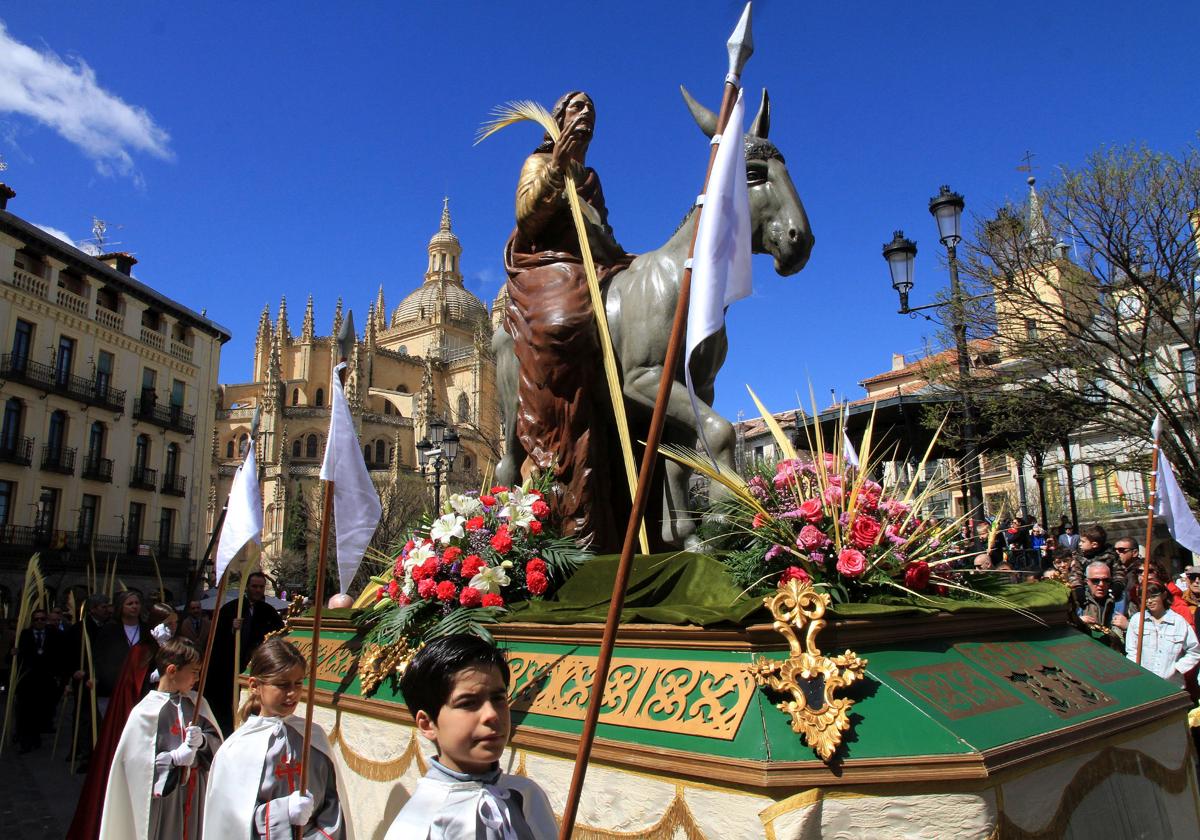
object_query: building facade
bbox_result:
[0,184,230,605]
[212,201,500,572]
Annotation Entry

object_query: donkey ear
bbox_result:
[750,88,770,139]
[680,85,717,138]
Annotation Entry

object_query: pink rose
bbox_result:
[796,525,828,550]
[849,515,882,549]
[884,498,911,518]
[836,547,867,578]
[823,485,844,506]
[797,498,824,523]
[779,565,811,586]
[904,561,931,591]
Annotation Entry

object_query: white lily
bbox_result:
[402,541,436,574]
[498,485,536,529]
[449,493,484,518]
[430,513,466,545]
[469,564,511,595]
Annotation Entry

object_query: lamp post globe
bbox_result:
[882,230,917,312]
[416,436,432,467]
[443,427,460,462]
[428,416,446,447]
[929,185,964,246]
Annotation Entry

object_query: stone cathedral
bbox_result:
[210,200,501,563]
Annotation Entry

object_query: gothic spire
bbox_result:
[301,294,314,342]
[374,285,386,331]
[332,296,344,339]
[276,295,291,344]
[1027,176,1054,262]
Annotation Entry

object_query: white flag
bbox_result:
[214,444,262,582]
[686,88,752,456]
[321,362,382,592]
[841,405,859,467]
[1155,446,1200,556]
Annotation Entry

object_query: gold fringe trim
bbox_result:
[572,786,708,840]
[327,712,427,782]
[998,745,1192,840]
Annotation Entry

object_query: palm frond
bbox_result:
[425,606,506,643]
[475,101,558,146]
[747,386,798,461]
[1,554,45,757]
[659,442,760,508]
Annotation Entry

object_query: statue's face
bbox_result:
[562,94,594,142]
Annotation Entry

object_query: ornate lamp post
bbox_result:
[883,185,986,525]
[416,417,460,512]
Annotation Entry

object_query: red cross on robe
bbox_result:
[275,757,302,793]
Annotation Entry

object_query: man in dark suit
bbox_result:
[15,608,63,752]
[204,571,284,732]
[175,598,211,645]
[58,593,110,769]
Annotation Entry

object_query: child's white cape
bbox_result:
[99,690,221,840]
[202,714,355,840]
[384,771,558,840]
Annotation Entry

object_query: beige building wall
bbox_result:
[211,200,501,574]
[0,185,230,603]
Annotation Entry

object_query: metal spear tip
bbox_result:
[727,2,754,78]
[249,406,261,439]
[338,310,356,363]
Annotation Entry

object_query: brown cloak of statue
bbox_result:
[503,155,633,551]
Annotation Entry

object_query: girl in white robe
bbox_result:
[99,636,223,840]
[204,638,352,840]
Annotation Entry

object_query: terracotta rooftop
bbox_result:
[858,338,997,388]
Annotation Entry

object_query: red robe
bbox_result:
[66,641,155,840]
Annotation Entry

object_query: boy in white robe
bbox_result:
[100,637,223,840]
[203,637,352,840]
[384,634,557,840]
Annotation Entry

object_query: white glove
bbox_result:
[287,791,315,826]
[168,742,198,767]
[183,725,203,748]
[151,622,174,643]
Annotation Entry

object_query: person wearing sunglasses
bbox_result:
[1075,561,1129,650]
[1125,583,1200,688]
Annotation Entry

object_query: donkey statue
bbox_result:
[493,87,814,551]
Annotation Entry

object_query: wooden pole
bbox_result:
[232,557,255,724]
[190,503,229,601]
[1136,433,1161,664]
[557,9,752,834]
[190,571,229,724]
[68,599,88,766]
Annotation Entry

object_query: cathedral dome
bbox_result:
[391,198,489,331]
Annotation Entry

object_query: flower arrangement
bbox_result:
[666,390,976,604]
[360,474,589,648]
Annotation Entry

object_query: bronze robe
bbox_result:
[504,153,633,551]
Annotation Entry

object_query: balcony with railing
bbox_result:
[9,267,48,298]
[133,398,195,435]
[0,436,34,466]
[40,445,76,474]
[162,472,187,496]
[94,305,125,333]
[140,325,165,351]
[0,354,126,411]
[169,339,194,364]
[81,455,114,483]
[129,464,158,491]
[56,286,89,316]
[0,527,192,571]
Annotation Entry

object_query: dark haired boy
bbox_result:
[99,637,223,840]
[384,634,557,839]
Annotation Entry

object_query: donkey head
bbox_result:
[681,86,814,276]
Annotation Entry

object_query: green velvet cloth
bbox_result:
[502,553,1070,627]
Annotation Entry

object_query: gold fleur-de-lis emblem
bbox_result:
[747,578,868,762]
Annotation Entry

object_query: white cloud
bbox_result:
[33,223,100,254]
[0,21,172,177]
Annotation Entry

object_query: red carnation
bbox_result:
[526,570,548,596]
[393,558,405,577]
[403,539,415,553]
[490,485,508,494]
[466,515,485,531]
[461,555,485,579]
[491,526,513,554]
[435,580,458,601]
[482,593,505,608]
[528,520,543,535]
[387,580,400,600]
[443,546,463,563]
[531,499,550,518]
[459,586,482,608]
[526,557,547,576]
[480,495,496,507]
[375,586,385,602]
[417,578,436,599]
[904,560,931,591]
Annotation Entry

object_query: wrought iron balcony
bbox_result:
[82,455,114,483]
[0,436,34,466]
[40,445,76,474]
[162,472,187,496]
[0,353,126,411]
[134,398,195,435]
[129,465,158,491]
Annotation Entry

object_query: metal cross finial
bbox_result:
[1017,149,1036,174]
[726,2,754,79]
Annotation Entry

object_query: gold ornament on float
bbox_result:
[747,578,868,762]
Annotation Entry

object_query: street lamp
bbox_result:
[416,418,460,512]
[883,185,986,525]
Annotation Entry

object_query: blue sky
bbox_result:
[0,1,1195,422]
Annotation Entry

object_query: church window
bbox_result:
[463,454,473,471]
[315,388,325,407]
[292,439,301,458]
[238,434,249,457]
[384,402,393,415]
[375,440,385,465]
[398,382,410,392]
[364,445,371,464]
[450,255,455,272]
[225,440,234,459]
[457,393,471,422]
[292,388,299,406]
[306,434,318,459]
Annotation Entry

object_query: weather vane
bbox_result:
[1016,149,1036,175]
